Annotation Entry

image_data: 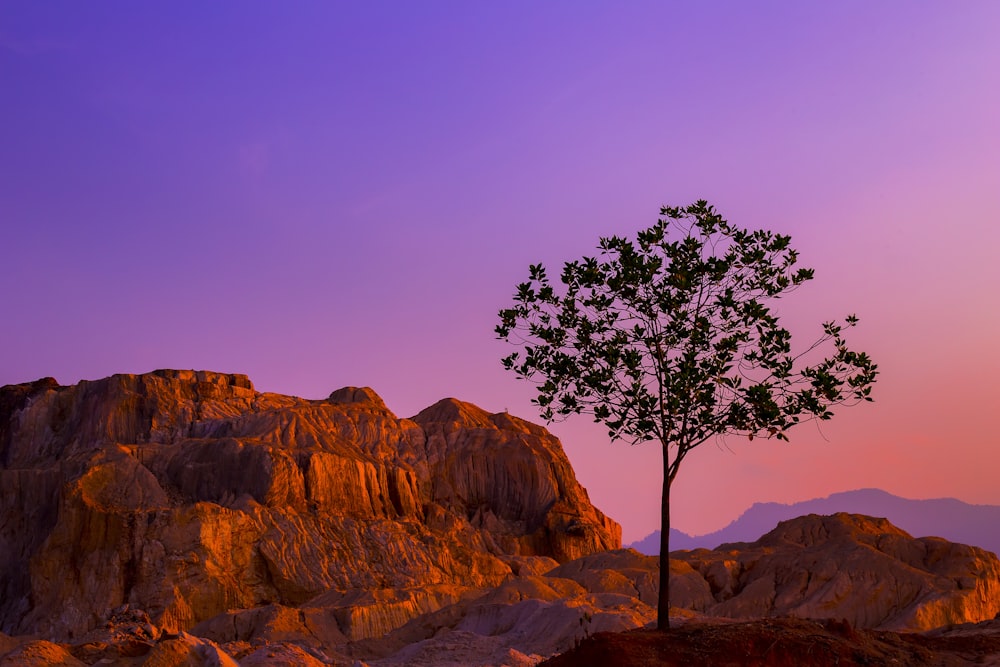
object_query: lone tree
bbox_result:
[496,201,877,631]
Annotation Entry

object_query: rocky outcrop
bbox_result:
[354,515,1000,665]
[346,562,656,666]
[412,399,621,562]
[0,370,620,642]
[353,515,1000,663]
[3,506,1000,665]
[0,640,85,667]
[675,513,1000,631]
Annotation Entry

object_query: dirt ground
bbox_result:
[539,617,1000,667]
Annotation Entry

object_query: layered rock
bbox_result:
[338,514,1000,665]
[674,512,1000,631]
[0,371,620,641]
[3,505,1000,665]
[353,515,1000,663]
[344,561,656,666]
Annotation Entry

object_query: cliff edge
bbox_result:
[0,370,620,641]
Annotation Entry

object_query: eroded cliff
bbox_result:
[0,370,620,641]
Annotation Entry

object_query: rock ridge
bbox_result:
[0,370,620,641]
[675,512,1000,631]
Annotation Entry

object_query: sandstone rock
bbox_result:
[926,617,1000,639]
[0,371,620,641]
[355,516,1000,664]
[140,631,239,667]
[238,642,330,667]
[7,510,999,666]
[327,386,388,410]
[546,549,661,608]
[0,640,84,667]
[310,585,476,641]
[675,513,1000,631]
[191,603,322,647]
[347,566,655,666]
[412,399,620,563]
[504,555,561,577]
[69,605,158,663]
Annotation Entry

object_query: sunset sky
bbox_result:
[2,3,998,542]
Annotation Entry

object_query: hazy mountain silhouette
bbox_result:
[629,488,1000,556]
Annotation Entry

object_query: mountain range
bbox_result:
[629,488,1000,556]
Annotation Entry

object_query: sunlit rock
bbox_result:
[0,370,620,641]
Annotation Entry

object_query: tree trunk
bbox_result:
[657,443,671,631]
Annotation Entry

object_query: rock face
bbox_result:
[674,512,1000,631]
[0,370,620,642]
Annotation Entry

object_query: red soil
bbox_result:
[539,617,1000,667]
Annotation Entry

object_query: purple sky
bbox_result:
[2,3,999,542]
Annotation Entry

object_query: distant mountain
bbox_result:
[629,488,1000,557]
[629,528,707,554]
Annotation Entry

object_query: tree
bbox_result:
[495,200,878,631]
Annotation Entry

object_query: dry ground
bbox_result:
[539,617,1000,667]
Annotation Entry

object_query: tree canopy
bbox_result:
[496,200,878,630]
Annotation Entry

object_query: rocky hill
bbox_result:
[3,370,1000,666]
[673,512,1000,631]
[0,370,619,643]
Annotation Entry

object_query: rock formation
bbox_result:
[0,370,620,642]
[675,512,1000,631]
[194,516,1000,665]
[4,370,1000,666]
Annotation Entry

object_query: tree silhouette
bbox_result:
[496,200,878,630]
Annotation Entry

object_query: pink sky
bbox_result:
[2,3,998,542]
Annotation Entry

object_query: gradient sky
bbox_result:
[2,2,998,543]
